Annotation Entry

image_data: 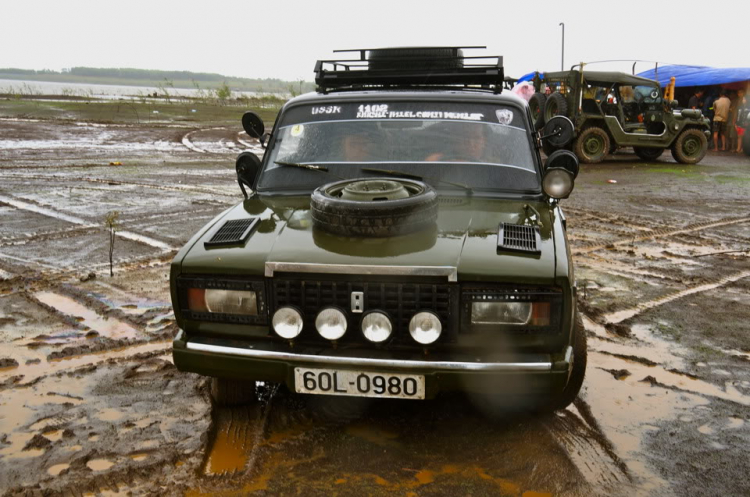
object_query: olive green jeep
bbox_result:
[529,69,711,164]
[170,47,585,412]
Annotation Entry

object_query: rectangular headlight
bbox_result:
[471,302,550,326]
[187,288,258,315]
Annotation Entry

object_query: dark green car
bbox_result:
[170,47,585,411]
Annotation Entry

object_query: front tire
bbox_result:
[543,92,568,123]
[210,378,256,407]
[539,312,587,412]
[670,128,708,164]
[574,126,610,163]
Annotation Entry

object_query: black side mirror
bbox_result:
[542,149,579,200]
[236,152,262,199]
[545,149,579,178]
[540,116,575,149]
[242,111,265,138]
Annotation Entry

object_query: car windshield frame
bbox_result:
[255,98,543,197]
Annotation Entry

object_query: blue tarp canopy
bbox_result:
[517,71,538,83]
[636,65,750,87]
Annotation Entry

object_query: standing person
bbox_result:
[688,89,704,110]
[713,91,731,152]
[734,89,748,153]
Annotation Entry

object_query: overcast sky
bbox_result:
[3,0,747,82]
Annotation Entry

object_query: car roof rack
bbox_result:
[314,46,505,94]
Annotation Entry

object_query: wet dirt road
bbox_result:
[1,113,749,496]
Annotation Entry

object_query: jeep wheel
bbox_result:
[742,131,750,156]
[538,311,587,412]
[311,178,438,237]
[633,146,664,162]
[210,378,256,407]
[529,92,547,130]
[543,92,568,123]
[574,127,610,163]
[670,128,707,164]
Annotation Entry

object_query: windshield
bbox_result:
[258,101,539,194]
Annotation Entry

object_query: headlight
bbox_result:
[361,312,392,343]
[272,307,303,339]
[316,308,347,340]
[187,288,258,315]
[542,168,573,199]
[471,302,550,326]
[409,311,442,345]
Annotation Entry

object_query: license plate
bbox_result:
[294,367,425,400]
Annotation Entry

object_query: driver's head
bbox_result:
[458,124,488,161]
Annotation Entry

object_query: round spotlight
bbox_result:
[272,307,303,339]
[409,311,442,345]
[315,308,347,340]
[542,168,574,199]
[361,311,392,343]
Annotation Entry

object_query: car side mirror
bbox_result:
[543,149,579,199]
[670,99,679,109]
[236,152,262,199]
[242,111,265,138]
[540,116,575,149]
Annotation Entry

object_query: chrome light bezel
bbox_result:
[315,307,348,340]
[361,311,393,343]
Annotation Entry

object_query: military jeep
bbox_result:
[529,69,711,164]
[170,47,585,412]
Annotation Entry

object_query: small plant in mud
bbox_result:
[215,81,232,104]
[104,211,120,277]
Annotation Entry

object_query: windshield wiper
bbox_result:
[361,167,473,193]
[275,161,329,172]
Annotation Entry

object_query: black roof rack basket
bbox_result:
[314,47,505,94]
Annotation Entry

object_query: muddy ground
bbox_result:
[1,98,749,496]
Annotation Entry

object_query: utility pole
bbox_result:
[559,22,565,70]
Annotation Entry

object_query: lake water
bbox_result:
[0,78,277,99]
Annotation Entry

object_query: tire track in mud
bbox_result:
[1,172,238,198]
[563,207,663,232]
[0,195,175,251]
[543,405,631,492]
[572,216,750,255]
[603,269,750,324]
[182,127,237,155]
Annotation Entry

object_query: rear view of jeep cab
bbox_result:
[170,47,585,412]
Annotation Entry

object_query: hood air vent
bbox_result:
[497,223,540,254]
[204,218,259,248]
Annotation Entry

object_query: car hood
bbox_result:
[177,195,558,284]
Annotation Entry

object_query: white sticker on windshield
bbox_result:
[496,109,513,125]
[291,124,304,137]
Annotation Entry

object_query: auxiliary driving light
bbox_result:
[272,307,303,339]
[542,169,574,199]
[361,311,392,343]
[409,311,442,345]
[316,308,348,340]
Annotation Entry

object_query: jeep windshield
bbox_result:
[257,101,540,195]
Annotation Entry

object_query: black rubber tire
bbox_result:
[311,178,438,237]
[368,48,463,71]
[670,128,708,164]
[528,92,547,130]
[543,92,568,123]
[210,378,256,407]
[574,126,610,164]
[539,311,587,412]
[633,147,664,162]
[744,131,750,156]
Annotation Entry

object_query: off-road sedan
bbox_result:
[170,47,585,411]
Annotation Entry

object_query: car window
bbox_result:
[258,101,539,194]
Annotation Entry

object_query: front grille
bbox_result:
[497,223,540,254]
[271,278,458,346]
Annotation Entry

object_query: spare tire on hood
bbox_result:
[310,178,438,237]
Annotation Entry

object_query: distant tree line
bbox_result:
[0,67,314,94]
